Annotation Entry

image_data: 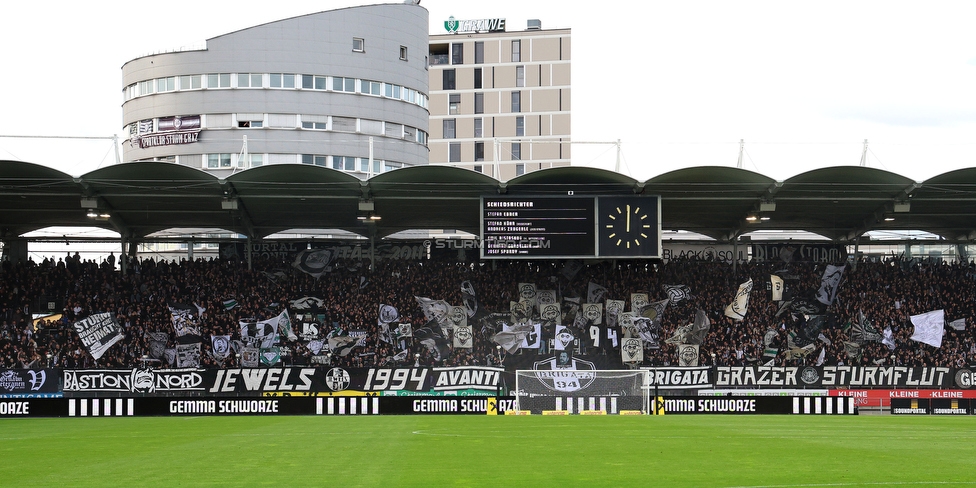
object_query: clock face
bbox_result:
[605,203,651,250]
[597,196,660,258]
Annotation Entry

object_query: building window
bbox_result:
[474,118,483,138]
[443,119,456,139]
[360,80,381,95]
[516,66,525,87]
[332,116,357,132]
[180,75,201,90]
[449,94,461,115]
[237,73,263,88]
[515,163,525,176]
[156,77,176,92]
[512,143,521,161]
[474,68,482,89]
[247,154,264,168]
[138,80,154,95]
[301,155,327,167]
[301,115,328,130]
[270,74,295,88]
[443,69,456,90]
[449,143,461,162]
[475,142,485,162]
[474,164,483,174]
[452,42,463,65]
[333,77,356,92]
[474,93,484,114]
[475,42,484,64]
[207,73,231,88]
[512,91,521,112]
[400,46,408,61]
[207,153,233,169]
[512,40,521,62]
[353,38,365,52]
[516,116,525,137]
[302,75,328,90]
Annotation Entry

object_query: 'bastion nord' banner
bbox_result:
[715,366,953,389]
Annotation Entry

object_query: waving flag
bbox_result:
[910,309,945,348]
[724,279,753,321]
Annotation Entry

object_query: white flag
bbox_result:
[815,264,846,305]
[949,318,966,331]
[910,309,945,348]
[770,275,784,302]
[724,279,753,321]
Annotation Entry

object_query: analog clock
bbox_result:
[597,196,660,257]
[605,203,650,249]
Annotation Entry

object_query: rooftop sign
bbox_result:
[444,16,506,34]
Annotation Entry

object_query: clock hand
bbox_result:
[626,205,630,232]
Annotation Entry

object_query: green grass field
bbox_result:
[0,415,973,487]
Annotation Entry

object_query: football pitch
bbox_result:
[0,415,972,487]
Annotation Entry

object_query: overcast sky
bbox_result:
[2,1,975,181]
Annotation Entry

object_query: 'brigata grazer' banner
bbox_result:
[716,366,952,388]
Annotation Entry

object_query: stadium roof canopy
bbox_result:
[2,160,975,243]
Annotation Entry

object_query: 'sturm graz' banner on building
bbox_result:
[716,366,952,388]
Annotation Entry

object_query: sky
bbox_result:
[2,1,976,182]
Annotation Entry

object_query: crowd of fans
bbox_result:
[0,249,973,371]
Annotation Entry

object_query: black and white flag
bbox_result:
[453,325,473,349]
[375,303,398,326]
[536,289,557,309]
[540,303,562,324]
[448,306,468,329]
[177,342,201,368]
[211,335,231,360]
[663,284,692,304]
[724,279,753,321]
[630,293,649,313]
[587,282,608,304]
[580,303,603,325]
[395,323,413,339]
[461,281,479,318]
[815,264,846,306]
[677,344,699,367]
[621,338,643,363]
[851,310,882,344]
[290,296,326,311]
[73,313,124,361]
[241,346,259,367]
[518,282,538,303]
[910,309,945,348]
[293,248,337,279]
[147,332,169,360]
[553,325,575,351]
[605,299,625,328]
[240,319,278,349]
[169,304,202,338]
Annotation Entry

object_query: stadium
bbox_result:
[3,4,976,488]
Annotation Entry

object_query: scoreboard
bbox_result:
[480,195,661,259]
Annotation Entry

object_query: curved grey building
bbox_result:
[121,4,430,177]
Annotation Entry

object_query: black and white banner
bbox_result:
[715,366,953,388]
[63,369,209,393]
[0,369,60,396]
[73,313,124,360]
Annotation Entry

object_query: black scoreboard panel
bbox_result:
[481,196,595,259]
[480,196,661,259]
